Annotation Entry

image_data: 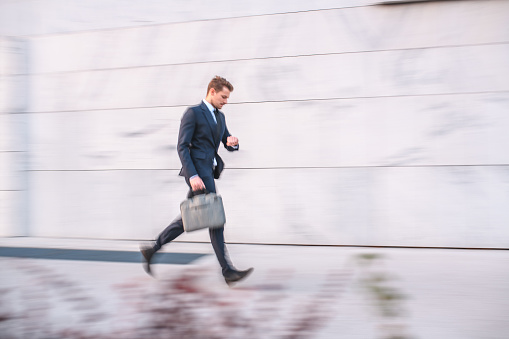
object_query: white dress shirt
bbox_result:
[203,99,217,124]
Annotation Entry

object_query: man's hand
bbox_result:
[190,176,206,191]
[226,136,239,147]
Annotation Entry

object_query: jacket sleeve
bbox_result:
[221,120,239,152]
[177,108,198,178]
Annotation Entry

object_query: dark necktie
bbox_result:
[214,109,221,138]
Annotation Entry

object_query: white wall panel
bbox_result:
[28,166,509,248]
[0,75,29,114]
[0,152,26,190]
[0,38,27,76]
[0,191,25,236]
[28,44,509,113]
[365,166,509,248]
[28,107,182,171]
[225,93,509,168]
[0,38,28,114]
[220,166,509,248]
[30,2,509,74]
[28,169,188,239]
[0,38,29,236]
[0,0,374,37]
[27,93,509,170]
[0,114,25,152]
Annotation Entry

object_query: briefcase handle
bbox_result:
[190,188,209,197]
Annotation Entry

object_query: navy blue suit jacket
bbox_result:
[177,101,238,180]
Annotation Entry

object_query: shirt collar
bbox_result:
[203,99,216,114]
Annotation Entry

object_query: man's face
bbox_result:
[210,87,230,110]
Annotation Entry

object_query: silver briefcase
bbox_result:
[180,192,226,232]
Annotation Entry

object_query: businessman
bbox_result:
[140,76,253,286]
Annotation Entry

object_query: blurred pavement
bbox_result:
[0,237,508,338]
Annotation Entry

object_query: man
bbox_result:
[140,76,253,286]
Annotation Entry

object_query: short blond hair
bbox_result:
[207,76,234,95]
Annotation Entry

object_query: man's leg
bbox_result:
[153,216,184,251]
[143,175,205,273]
[140,215,184,275]
[209,226,232,272]
[140,184,188,275]
[200,175,253,285]
[197,176,233,272]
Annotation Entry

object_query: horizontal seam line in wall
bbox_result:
[13,90,509,114]
[13,4,381,39]
[27,165,509,172]
[11,41,509,76]
[174,240,509,251]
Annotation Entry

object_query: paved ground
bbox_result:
[0,237,508,338]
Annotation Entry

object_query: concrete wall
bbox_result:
[1,0,509,247]
[0,38,29,236]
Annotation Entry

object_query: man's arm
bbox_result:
[177,108,206,191]
[177,108,198,178]
[222,123,239,152]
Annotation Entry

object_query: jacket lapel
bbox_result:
[199,102,218,143]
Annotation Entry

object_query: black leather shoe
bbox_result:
[223,267,254,286]
[140,245,155,276]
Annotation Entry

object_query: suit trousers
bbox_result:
[153,174,232,271]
